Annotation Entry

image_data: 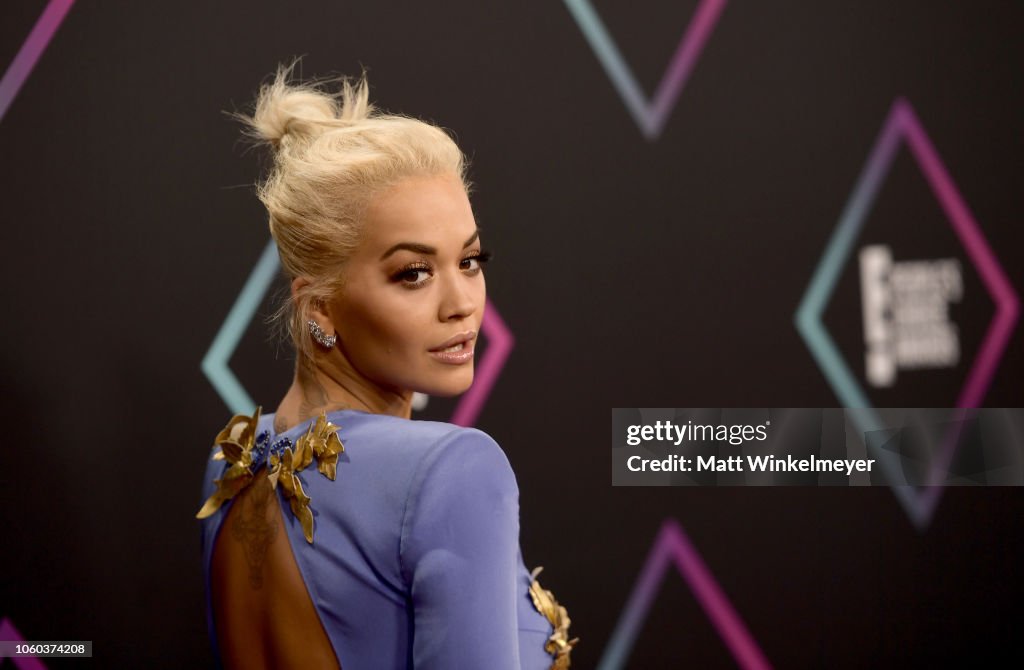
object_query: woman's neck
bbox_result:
[273,356,412,434]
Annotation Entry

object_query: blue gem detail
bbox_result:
[245,434,295,475]
[269,437,293,461]
[247,430,272,473]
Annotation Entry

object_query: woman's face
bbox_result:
[326,173,486,397]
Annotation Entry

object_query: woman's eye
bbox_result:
[461,250,492,273]
[396,266,432,286]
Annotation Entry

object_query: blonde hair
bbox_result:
[234,58,471,364]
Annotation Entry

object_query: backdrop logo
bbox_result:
[202,240,513,426]
[0,0,76,123]
[859,245,963,387]
[563,0,727,140]
[795,98,1019,528]
[597,519,769,670]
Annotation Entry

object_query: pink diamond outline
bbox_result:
[597,519,770,670]
[450,298,515,427]
[798,98,1020,529]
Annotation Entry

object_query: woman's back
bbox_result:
[211,468,338,668]
[199,409,559,669]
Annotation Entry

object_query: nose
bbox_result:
[438,272,480,322]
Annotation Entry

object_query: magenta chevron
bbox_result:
[450,298,514,426]
[597,519,770,669]
[564,0,727,139]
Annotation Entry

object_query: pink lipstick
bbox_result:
[428,331,476,365]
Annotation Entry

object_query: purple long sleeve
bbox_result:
[401,429,522,668]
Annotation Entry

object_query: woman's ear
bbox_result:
[292,276,337,336]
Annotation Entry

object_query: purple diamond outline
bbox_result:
[798,98,1019,528]
[597,519,770,670]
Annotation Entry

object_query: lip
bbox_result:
[428,331,476,365]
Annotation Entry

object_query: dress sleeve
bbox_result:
[400,427,522,669]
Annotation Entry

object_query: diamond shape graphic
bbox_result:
[0,0,76,123]
[563,0,727,140]
[201,240,279,413]
[597,519,770,670]
[795,98,1020,529]
[202,239,514,426]
[0,618,47,669]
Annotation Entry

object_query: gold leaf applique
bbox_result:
[198,409,344,545]
[295,412,345,480]
[529,566,579,670]
[196,406,262,519]
[269,445,315,544]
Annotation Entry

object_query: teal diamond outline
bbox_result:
[202,240,279,414]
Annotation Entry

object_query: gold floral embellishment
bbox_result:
[529,566,579,670]
[268,443,316,543]
[196,408,346,545]
[196,406,262,519]
[294,411,345,480]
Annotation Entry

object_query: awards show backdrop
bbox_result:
[1,0,1021,666]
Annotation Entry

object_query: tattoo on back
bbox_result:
[230,476,279,589]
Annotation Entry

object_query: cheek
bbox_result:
[339,290,428,359]
[467,276,487,321]
[475,274,487,303]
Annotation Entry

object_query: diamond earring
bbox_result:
[308,320,337,349]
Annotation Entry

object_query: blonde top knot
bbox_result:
[230,57,470,366]
[247,62,374,150]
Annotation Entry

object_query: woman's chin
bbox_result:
[419,370,474,398]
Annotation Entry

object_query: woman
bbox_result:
[196,62,576,669]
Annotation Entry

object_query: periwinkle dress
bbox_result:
[199,409,557,669]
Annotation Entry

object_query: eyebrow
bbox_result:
[379,229,480,260]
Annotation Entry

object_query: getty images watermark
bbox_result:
[612,408,1024,486]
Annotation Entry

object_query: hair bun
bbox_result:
[240,58,373,150]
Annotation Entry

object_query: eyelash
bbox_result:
[392,250,493,288]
